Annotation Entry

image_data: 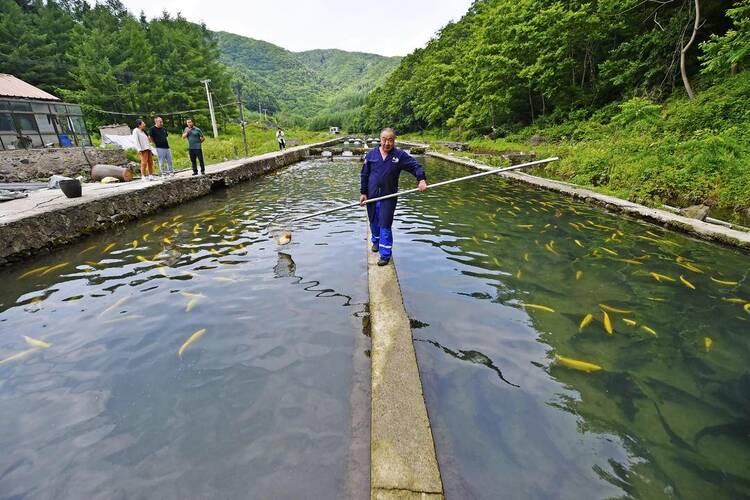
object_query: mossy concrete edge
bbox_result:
[0,139,342,265]
[367,236,444,500]
[428,151,750,253]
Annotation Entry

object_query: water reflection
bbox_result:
[415,338,519,388]
[0,159,368,499]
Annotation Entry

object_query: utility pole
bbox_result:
[234,83,249,157]
[257,98,262,124]
[201,78,219,138]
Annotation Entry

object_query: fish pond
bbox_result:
[394,158,750,499]
[0,159,369,500]
[1,155,749,500]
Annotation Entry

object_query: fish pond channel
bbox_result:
[0,159,369,500]
[391,158,750,499]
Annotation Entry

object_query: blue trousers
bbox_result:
[369,201,393,259]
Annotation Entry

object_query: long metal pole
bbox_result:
[289,156,559,224]
[234,85,249,157]
[201,79,218,138]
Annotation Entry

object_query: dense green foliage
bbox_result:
[215,32,401,127]
[0,1,398,132]
[0,0,234,130]
[361,0,737,134]
[405,71,750,215]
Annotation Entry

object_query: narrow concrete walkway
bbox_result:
[368,239,444,500]
[429,151,750,252]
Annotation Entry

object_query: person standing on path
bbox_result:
[276,128,286,150]
[149,116,174,178]
[132,119,154,181]
[359,127,427,266]
[182,118,205,175]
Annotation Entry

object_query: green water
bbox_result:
[394,157,750,499]
[0,159,368,499]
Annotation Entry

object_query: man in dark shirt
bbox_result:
[149,116,174,178]
[182,118,205,175]
[359,127,427,266]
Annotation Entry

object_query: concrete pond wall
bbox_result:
[427,151,750,253]
[0,147,129,183]
[0,139,342,265]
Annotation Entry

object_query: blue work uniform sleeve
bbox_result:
[399,153,426,182]
[360,160,370,195]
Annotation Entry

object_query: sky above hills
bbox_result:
[120,0,473,57]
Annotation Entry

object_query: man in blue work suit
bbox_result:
[359,128,428,266]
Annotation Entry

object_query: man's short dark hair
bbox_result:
[380,127,396,136]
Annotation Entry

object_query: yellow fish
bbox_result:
[600,304,632,314]
[711,276,739,286]
[41,262,68,275]
[522,303,555,313]
[100,296,128,317]
[579,314,593,331]
[641,325,657,336]
[722,298,747,304]
[131,240,139,249]
[745,303,750,313]
[78,245,97,255]
[180,291,206,312]
[103,314,143,324]
[623,318,637,326]
[544,241,558,255]
[555,354,602,373]
[102,243,116,253]
[679,275,696,290]
[207,225,214,233]
[575,270,583,280]
[516,269,523,280]
[136,256,151,263]
[172,215,183,222]
[142,233,150,242]
[24,336,51,349]
[19,266,50,279]
[704,336,713,351]
[678,262,704,273]
[574,240,584,248]
[603,311,613,335]
[647,297,666,302]
[599,247,618,256]
[524,253,529,262]
[178,328,206,358]
[614,258,642,265]
[0,348,38,365]
[492,257,501,267]
[516,224,534,229]
[162,237,172,245]
[650,272,675,282]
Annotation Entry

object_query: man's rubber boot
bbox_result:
[377,257,390,266]
[371,244,379,253]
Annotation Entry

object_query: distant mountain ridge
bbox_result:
[214,31,401,120]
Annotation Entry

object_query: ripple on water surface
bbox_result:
[396,157,750,500]
[0,159,368,499]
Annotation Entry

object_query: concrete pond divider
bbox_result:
[427,151,750,253]
[0,138,343,265]
[367,235,444,500]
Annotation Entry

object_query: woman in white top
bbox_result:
[276,128,286,151]
[132,119,154,181]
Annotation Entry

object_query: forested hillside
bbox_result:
[216,32,401,125]
[364,0,750,216]
[0,0,401,131]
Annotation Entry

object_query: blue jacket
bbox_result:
[360,147,426,198]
